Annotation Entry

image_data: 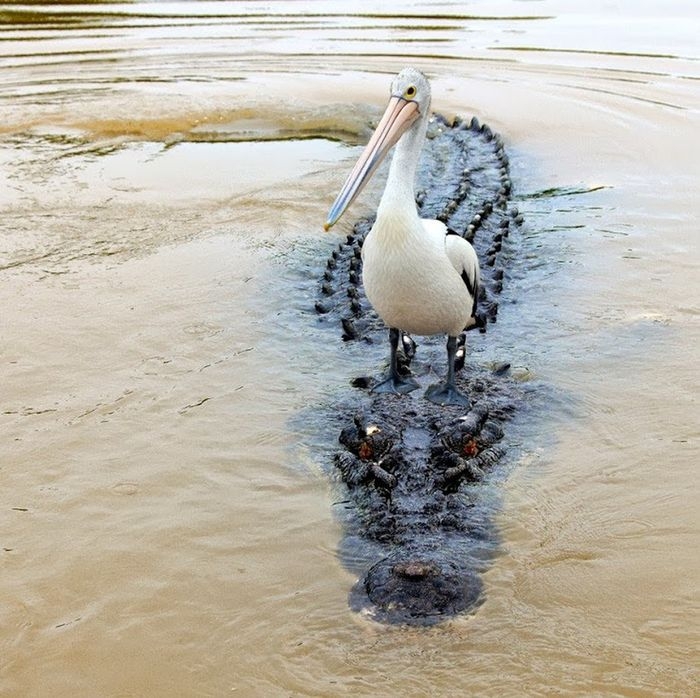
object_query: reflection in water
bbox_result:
[0,2,698,696]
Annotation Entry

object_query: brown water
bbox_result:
[1,2,698,696]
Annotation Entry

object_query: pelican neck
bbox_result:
[376,111,429,225]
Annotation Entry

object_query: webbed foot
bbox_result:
[372,374,420,395]
[425,382,470,407]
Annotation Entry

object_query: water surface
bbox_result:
[1,2,698,696]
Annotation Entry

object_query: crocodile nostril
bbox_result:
[392,561,440,580]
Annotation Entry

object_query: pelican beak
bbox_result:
[324,95,420,230]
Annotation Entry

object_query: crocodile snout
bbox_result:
[356,552,483,625]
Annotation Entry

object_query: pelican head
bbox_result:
[325,67,431,230]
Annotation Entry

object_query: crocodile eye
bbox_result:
[404,84,417,99]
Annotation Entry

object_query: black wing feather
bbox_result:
[447,229,479,319]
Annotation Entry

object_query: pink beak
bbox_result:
[325,95,420,230]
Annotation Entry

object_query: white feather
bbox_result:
[362,216,477,337]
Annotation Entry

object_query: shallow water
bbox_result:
[1,2,698,696]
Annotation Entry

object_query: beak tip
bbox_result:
[323,221,332,232]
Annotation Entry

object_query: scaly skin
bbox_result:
[316,115,527,625]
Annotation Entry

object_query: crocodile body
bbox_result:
[315,115,527,625]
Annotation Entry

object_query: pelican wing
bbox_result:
[445,230,480,320]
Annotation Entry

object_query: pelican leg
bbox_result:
[425,335,470,407]
[372,328,420,395]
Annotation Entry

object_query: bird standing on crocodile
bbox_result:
[325,67,480,407]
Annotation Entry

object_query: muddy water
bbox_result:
[1,2,698,696]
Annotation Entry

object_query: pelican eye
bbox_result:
[404,84,417,99]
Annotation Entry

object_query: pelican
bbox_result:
[325,67,480,407]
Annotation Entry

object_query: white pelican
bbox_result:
[325,67,480,407]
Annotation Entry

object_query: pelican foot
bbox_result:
[425,382,470,408]
[372,374,420,395]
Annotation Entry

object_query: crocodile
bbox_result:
[313,114,530,625]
